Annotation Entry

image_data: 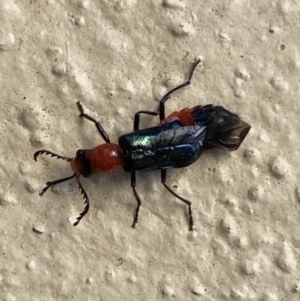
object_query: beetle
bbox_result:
[34,58,250,230]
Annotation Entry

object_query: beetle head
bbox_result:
[71,149,91,178]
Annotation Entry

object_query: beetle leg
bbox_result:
[131,172,142,228]
[161,169,194,231]
[133,111,158,131]
[76,101,111,143]
[73,176,90,226]
[39,173,76,196]
[159,58,201,121]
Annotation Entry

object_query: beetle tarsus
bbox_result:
[76,101,84,116]
[73,176,90,226]
[189,58,201,80]
[40,184,51,196]
[131,219,137,228]
[188,205,194,231]
[131,203,140,228]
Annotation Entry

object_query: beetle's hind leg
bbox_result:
[161,169,194,231]
[76,101,111,143]
[159,58,201,121]
[131,172,142,228]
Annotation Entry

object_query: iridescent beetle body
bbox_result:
[34,59,250,230]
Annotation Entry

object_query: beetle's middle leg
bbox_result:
[161,169,194,231]
[159,58,201,121]
[133,111,158,131]
[131,172,142,228]
[76,101,111,143]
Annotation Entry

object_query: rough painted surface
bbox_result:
[1,1,300,300]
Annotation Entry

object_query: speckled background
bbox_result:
[1,0,300,300]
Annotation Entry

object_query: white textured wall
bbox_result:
[1,0,300,300]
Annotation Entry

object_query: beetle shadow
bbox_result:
[204,149,233,161]
[89,170,128,209]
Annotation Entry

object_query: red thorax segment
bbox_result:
[160,107,196,125]
[71,143,124,175]
[86,143,124,173]
[160,105,215,126]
